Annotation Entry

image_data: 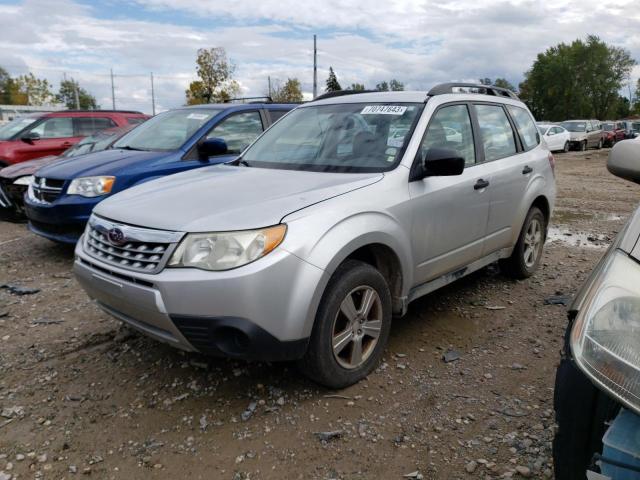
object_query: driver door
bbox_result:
[17,117,79,160]
[409,103,491,285]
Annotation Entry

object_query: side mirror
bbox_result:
[198,137,228,160]
[419,148,465,178]
[608,140,640,184]
[21,132,40,144]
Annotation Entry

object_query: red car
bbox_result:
[602,121,626,147]
[0,110,148,167]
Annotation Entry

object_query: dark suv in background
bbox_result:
[0,110,149,166]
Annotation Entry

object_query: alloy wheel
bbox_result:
[332,285,383,369]
[523,218,543,269]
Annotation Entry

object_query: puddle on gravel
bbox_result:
[547,226,609,250]
[552,209,623,224]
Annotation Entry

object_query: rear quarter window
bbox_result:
[267,110,288,124]
[506,105,540,151]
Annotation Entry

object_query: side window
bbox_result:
[74,117,117,137]
[418,104,476,166]
[29,117,74,139]
[267,110,288,124]
[127,117,146,126]
[206,111,264,154]
[506,106,539,151]
[475,104,517,162]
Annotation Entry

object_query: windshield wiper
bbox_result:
[118,145,146,151]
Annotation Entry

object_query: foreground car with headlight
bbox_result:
[554,137,640,479]
[74,85,556,388]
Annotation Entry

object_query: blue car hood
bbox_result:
[35,149,177,180]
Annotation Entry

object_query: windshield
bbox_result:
[241,103,423,172]
[537,126,549,135]
[561,121,586,132]
[113,109,221,151]
[62,127,130,158]
[0,116,40,140]
[602,123,614,131]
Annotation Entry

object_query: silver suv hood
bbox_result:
[94,164,383,232]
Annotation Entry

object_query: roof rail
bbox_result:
[313,90,378,101]
[428,83,519,100]
[224,96,273,104]
[55,109,145,114]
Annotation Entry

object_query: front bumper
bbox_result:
[24,194,98,243]
[73,239,327,361]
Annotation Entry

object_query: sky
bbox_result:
[0,0,639,114]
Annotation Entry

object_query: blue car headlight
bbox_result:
[571,250,640,414]
[67,176,115,197]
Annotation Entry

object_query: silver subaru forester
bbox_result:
[74,84,556,388]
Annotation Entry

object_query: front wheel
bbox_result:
[580,141,587,152]
[298,260,392,389]
[563,141,570,153]
[596,139,603,149]
[500,207,546,279]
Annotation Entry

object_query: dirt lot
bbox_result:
[1,148,639,480]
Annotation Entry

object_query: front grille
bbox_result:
[0,181,11,208]
[32,177,64,203]
[83,216,183,274]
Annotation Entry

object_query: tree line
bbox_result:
[0,67,97,109]
[187,36,639,121]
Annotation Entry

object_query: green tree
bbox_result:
[56,78,97,109]
[519,35,636,121]
[325,67,342,92]
[0,67,10,104]
[348,83,366,91]
[11,73,53,106]
[633,78,640,114]
[493,78,517,92]
[185,47,240,105]
[613,95,631,118]
[375,81,389,91]
[479,77,492,86]
[389,79,404,91]
[270,78,303,102]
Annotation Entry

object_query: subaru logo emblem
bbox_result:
[107,228,126,246]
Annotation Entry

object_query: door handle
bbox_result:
[522,165,533,175]
[61,142,73,147]
[474,179,490,190]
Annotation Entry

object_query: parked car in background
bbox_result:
[537,123,571,152]
[601,121,626,147]
[554,137,640,479]
[561,120,604,151]
[0,110,149,167]
[24,103,294,243]
[72,84,556,388]
[0,125,138,221]
[620,120,640,139]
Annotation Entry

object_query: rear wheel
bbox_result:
[298,260,392,389]
[501,207,546,279]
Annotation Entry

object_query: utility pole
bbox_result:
[313,34,318,99]
[150,72,156,115]
[268,76,272,99]
[74,80,80,109]
[110,69,116,110]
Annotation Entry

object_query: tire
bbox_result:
[580,141,587,152]
[298,259,392,389]
[596,138,603,149]
[563,141,569,153]
[553,319,620,480]
[500,206,546,279]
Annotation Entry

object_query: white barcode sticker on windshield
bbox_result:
[361,105,407,115]
[187,113,209,120]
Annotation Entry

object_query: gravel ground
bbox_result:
[1,147,639,480]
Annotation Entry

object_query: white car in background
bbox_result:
[537,124,571,153]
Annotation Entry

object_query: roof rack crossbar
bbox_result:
[428,83,519,100]
[224,96,274,104]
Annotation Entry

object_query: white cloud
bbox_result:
[0,0,638,113]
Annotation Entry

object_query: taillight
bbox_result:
[548,152,555,177]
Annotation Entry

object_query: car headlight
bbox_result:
[67,176,115,197]
[571,250,640,414]
[13,175,34,186]
[168,224,287,271]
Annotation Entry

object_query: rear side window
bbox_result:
[419,104,476,166]
[74,117,117,136]
[267,110,288,123]
[206,111,264,154]
[474,104,517,162]
[506,105,540,151]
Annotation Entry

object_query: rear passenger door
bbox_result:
[74,117,117,137]
[479,103,545,255]
[409,103,492,284]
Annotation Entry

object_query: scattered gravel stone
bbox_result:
[465,461,478,473]
[442,349,461,363]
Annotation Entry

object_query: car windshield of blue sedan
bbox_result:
[113,109,221,151]
[0,116,40,140]
[241,103,422,173]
